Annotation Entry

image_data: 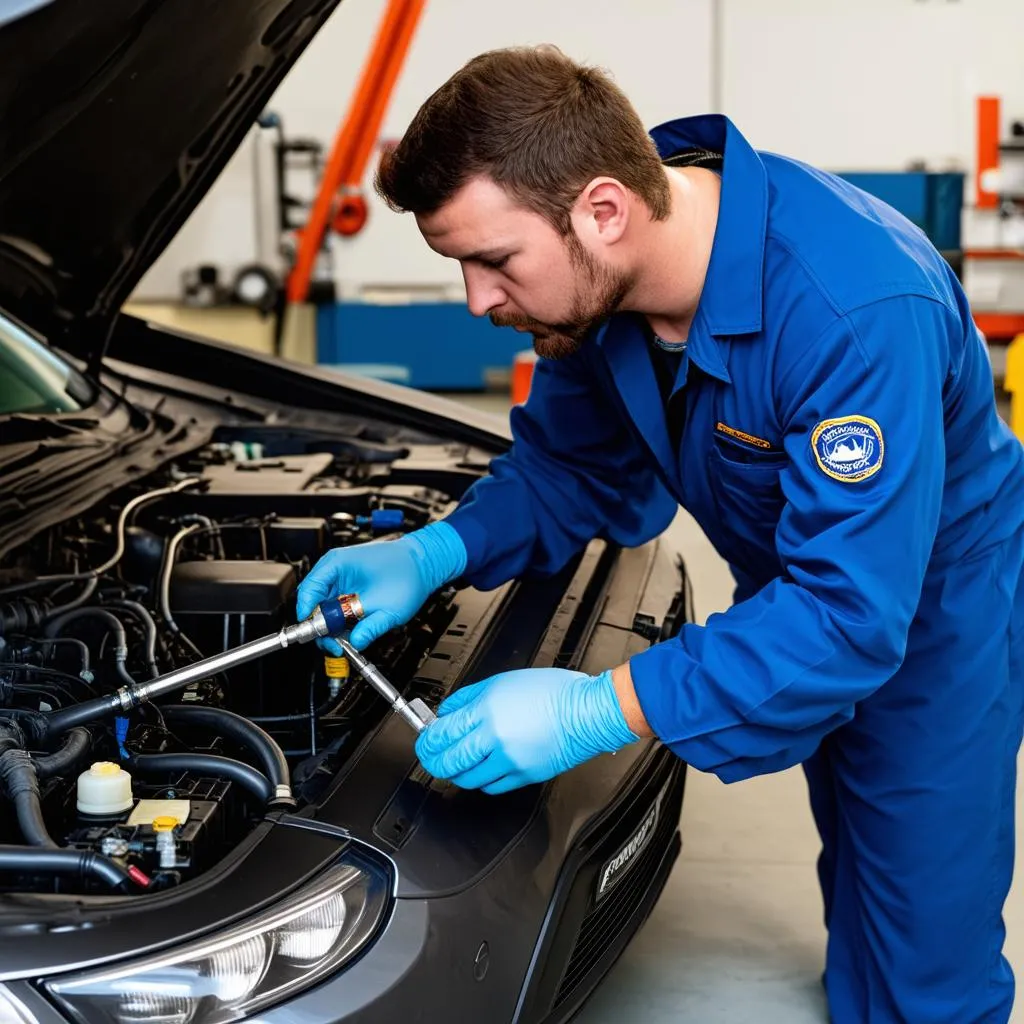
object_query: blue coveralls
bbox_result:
[446,115,1024,1022]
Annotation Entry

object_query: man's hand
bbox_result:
[295,521,466,653]
[415,666,647,794]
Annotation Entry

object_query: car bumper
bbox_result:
[9,748,684,1024]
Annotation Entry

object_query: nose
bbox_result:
[462,266,507,318]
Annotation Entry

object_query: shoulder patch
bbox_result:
[811,416,883,483]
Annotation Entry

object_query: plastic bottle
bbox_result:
[77,762,133,816]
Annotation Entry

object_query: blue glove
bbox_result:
[415,667,639,794]
[295,521,467,654]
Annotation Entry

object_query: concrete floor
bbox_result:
[443,390,1024,1024]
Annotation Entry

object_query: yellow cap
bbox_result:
[152,816,179,833]
[89,761,121,776]
[324,655,350,680]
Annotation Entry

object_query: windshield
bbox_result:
[0,314,85,415]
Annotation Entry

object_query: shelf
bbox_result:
[974,312,1024,341]
[965,249,1024,260]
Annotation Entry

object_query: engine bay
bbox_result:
[0,429,471,897]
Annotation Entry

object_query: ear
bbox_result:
[571,177,629,248]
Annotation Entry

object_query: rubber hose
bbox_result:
[33,728,91,779]
[43,577,99,618]
[0,846,133,889]
[44,608,126,649]
[104,600,159,678]
[129,753,272,804]
[0,748,56,847]
[40,638,91,677]
[161,705,292,802]
[116,660,137,689]
[44,608,137,690]
[43,691,123,737]
[13,790,56,848]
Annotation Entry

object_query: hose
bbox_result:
[103,600,159,678]
[128,753,272,804]
[158,524,201,641]
[44,607,125,648]
[38,638,91,678]
[162,705,293,805]
[13,790,54,848]
[44,608,138,690]
[0,663,96,698]
[0,478,202,598]
[0,847,136,889]
[0,600,44,634]
[42,695,121,737]
[176,514,226,560]
[33,728,91,779]
[0,748,56,847]
[44,576,99,618]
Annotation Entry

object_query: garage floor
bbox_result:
[443,390,1024,1024]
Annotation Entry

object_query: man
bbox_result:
[296,45,1024,1023]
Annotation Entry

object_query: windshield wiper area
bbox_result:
[0,415,104,444]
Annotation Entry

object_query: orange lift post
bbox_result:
[286,0,426,305]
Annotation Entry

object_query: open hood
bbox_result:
[0,0,340,358]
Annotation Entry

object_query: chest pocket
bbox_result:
[707,431,788,574]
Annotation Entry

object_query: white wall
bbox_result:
[135,0,714,300]
[134,0,1024,302]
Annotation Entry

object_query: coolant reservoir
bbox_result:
[77,761,133,816]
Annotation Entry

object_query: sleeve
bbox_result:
[446,347,677,591]
[628,296,950,782]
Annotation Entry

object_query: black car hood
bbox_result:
[0,0,339,356]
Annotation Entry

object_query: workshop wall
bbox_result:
[134,0,714,301]
[133,0,1024,302]
[722,0,1021,178]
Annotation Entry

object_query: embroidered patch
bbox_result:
[715,422,775,450]
[811,416,884,483]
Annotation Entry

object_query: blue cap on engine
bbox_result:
[114,716,130,760]
[354,509,404,530]
[371,509,404,528]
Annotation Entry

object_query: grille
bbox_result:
[552,794,677,1009]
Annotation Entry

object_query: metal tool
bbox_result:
[44,596,435,736]
[337,638,436,734]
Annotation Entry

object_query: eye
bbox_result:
[483,255,510,271]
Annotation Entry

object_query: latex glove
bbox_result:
[415,667,638,794]
[295,521,467,654]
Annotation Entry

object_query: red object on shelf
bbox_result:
[974,312,1024,341]
[976,96,1001,210]
[964,249,1024,261]
[511,350,537,405]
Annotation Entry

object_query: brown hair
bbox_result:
[374,45,670,234]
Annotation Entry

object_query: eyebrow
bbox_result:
[459,248,512,263]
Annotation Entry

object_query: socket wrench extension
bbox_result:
[44,595,436,737]
[337,638,437,734]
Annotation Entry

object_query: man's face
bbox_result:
[417,176,630,359]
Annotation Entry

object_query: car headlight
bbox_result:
[44,853,391,1024]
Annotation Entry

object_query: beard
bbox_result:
[489,233,631,360]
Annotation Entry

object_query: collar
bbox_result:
[648,114,768,338]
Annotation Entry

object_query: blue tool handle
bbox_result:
[318,597,349,636]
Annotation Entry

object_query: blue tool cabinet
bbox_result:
[316,300,527,390]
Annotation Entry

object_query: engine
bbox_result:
[0,432,467,896]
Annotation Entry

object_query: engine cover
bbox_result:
[169,560,297,614]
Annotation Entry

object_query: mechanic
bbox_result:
[296,45,1024,1023]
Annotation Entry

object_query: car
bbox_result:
[0,2,691,1022]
